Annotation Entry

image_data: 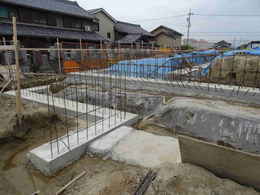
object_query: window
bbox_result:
[63,17,81,29]
[84,25,91,32]
[107,32,111,39]
[32,11,47,24]
[0,6,8,18]
[19,9,33,22]
[47,14,57,26]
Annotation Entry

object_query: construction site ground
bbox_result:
[0,94,260,195]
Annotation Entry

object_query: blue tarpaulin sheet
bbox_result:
[107,49,219,78]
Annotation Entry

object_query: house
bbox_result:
[182,38,214,49]
[246,41,260,49]
[151,25,183,49]
[214,40,232,49]
[114,21,154,47]
[87,8,117,42]
[87,8,154,47]
[237,43,248,50]
[0,0,106,48]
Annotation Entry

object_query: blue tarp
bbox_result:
[107,49,220,78]
[108,48,260,78]
[108,57,175,78]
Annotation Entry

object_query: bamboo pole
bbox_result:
[12,16,22,121]
[79,39,83,64]
[100,40,103,49]
[56,171,86,195]
[56,38,62,73]
[2,37,12,80]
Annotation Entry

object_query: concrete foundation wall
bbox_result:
[139,97,260,154]
[179,135,260,191]
[67,73,260,106]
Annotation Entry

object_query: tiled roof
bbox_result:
[87,8,117,23]
[0,23,105,42]
[151,25,183,37]
[117,34,142,44]
[115,21,152,36]
[87,8,103,14]
[1,0,94,19]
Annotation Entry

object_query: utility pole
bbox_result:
[186,9,194,46]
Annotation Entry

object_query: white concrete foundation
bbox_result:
[27,114,136,176]
[5,86,120,118]
[87,126,134,155]
[111,131,181,168]
[5,86,138,176]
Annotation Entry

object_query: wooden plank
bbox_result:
[12,16,23,118]
[56,171,86,195]
[179,135,260,191]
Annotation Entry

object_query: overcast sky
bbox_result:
[77,0,260,45]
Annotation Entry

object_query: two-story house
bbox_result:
[114,21,154,47]
[87,8,117,42]
[87,8,154,47]
[151,25,183,49]
[0,0,106,48]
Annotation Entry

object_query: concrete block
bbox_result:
[179,135,260,191]
[87,126,134,155]
[111,131,181,168]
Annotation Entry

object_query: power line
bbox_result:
[189,34,260,37]
[129,14,187,22]
[191,32,260,34]
[194,14,260,17]
[129,13,260,23]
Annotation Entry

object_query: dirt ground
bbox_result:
[0,95,148,195]
[0,73,66,92]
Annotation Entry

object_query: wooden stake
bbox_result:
[79,39,83,64]
[12,16,22,120]
[56,38,62,73]
[100,40,103,49]
[56,171,86,195]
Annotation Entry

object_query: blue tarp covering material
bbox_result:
[107,48,260,78]
[108,57,174,78]
[108,49,219,78]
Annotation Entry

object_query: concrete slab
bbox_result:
[179,135,260,191]
[87,126,134,155]
[111,131,181,168]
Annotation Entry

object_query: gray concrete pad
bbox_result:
[111,131,181,168]
[87,126,134,155]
